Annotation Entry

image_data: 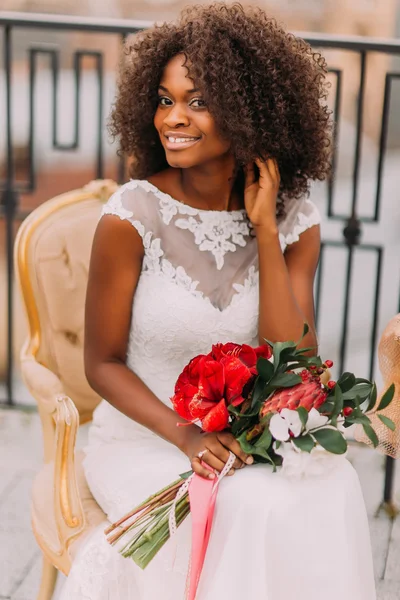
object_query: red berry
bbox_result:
[343,406,353,417]
[324,360,334,368]
[300,370,309,381]
[327,381,336,389]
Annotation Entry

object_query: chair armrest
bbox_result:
[21,356,86,546]
[54,395,86,547]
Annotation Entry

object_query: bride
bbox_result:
[60,3,376,599]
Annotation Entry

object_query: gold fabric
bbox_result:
[355,313,400,457]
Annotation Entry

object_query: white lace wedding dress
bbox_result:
[60,180,376,600]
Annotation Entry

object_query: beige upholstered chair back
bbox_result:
[16,180,119,423]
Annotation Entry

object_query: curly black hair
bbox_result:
[110,2,331,215]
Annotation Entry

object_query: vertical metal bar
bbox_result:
[327,69,342,217]
[96,53,104,179]
[384,456,395,504]
[28,49,36,191]
[368,247,383,380]
[374,74,398,222]
[351,51,367,217]
[117,33,127,183]
[3,25,15,405]
[339,246,353,375]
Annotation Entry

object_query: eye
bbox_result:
[158,96,173,106]
[189,98,207,109]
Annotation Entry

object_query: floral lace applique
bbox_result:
[175,213,250,270]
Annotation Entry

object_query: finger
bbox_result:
[269,158,280,184]
[208,438,244,470]
[255,157,274,183]
[244,162,256,188]
[218,432,254,465]
[256,157,279,186]
[201,450,227,474]
[191,457,216,480]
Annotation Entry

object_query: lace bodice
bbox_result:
[91,179,320,441]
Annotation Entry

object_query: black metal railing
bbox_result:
[1,12,400,504]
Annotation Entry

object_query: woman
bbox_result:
[60,3,375,599]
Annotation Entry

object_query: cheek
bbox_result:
[153,108,163,131]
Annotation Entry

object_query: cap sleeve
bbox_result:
[101,180,161,241]
[278,197,321,249]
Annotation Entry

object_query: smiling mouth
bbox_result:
[164,135,201,150]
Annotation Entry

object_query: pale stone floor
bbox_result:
[1,407,400,600]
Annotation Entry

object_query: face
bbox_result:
[154,54,231,169]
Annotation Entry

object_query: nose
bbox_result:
[163,102,190,128]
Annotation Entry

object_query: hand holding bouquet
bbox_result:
[105,325,395,597]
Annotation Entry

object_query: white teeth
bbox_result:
[168,137,197,144]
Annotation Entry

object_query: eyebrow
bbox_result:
[158,85,200,94]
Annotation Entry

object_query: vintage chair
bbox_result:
[14,179,118,600]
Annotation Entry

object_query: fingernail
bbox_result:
[246,456,254,465]
[208,473,215,479]
[228,469,235,476]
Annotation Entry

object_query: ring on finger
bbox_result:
[197,449,208,460]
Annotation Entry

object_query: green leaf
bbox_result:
[273,341,296,371]
[237,431,255,455]
[292,434,315,453]
[269,372,302,389]
[355,377,372,385]
[331,384,344,419]
[342,383,372,401]
[318,400,334,414]
[296,322,309,344]
[254,427,272,451]
[297,406,308,428]
[345,414,371,426]
[377,383,396,411]
[362,424,379,448]
[377,414,396,431]
[366,383,377,412]
[257,357,274,382]
[312,428,347,455]
[179,470,193,480]
[337,372,356,393]
[251,377,267,409]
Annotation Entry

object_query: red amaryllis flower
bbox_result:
[171,343,269,432]
[261,371,327,416]
[209,342,272,374]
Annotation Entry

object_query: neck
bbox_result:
[179,156,242,211]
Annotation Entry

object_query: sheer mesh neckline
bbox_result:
[135,179,247,216]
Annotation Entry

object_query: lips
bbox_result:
[163,132,201,151]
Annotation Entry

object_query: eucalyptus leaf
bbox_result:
[312,428,347,455]
[366,383,377,412]
[292,434,315,453]
[377,414,396,431]
[377,383,395,412]
[362,424,379,448]
[273,342,296,371]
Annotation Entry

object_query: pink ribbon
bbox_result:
[186,452,235,600]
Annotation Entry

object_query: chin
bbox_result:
[165,155,201,169]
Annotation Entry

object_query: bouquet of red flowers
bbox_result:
[105,325,395,587]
